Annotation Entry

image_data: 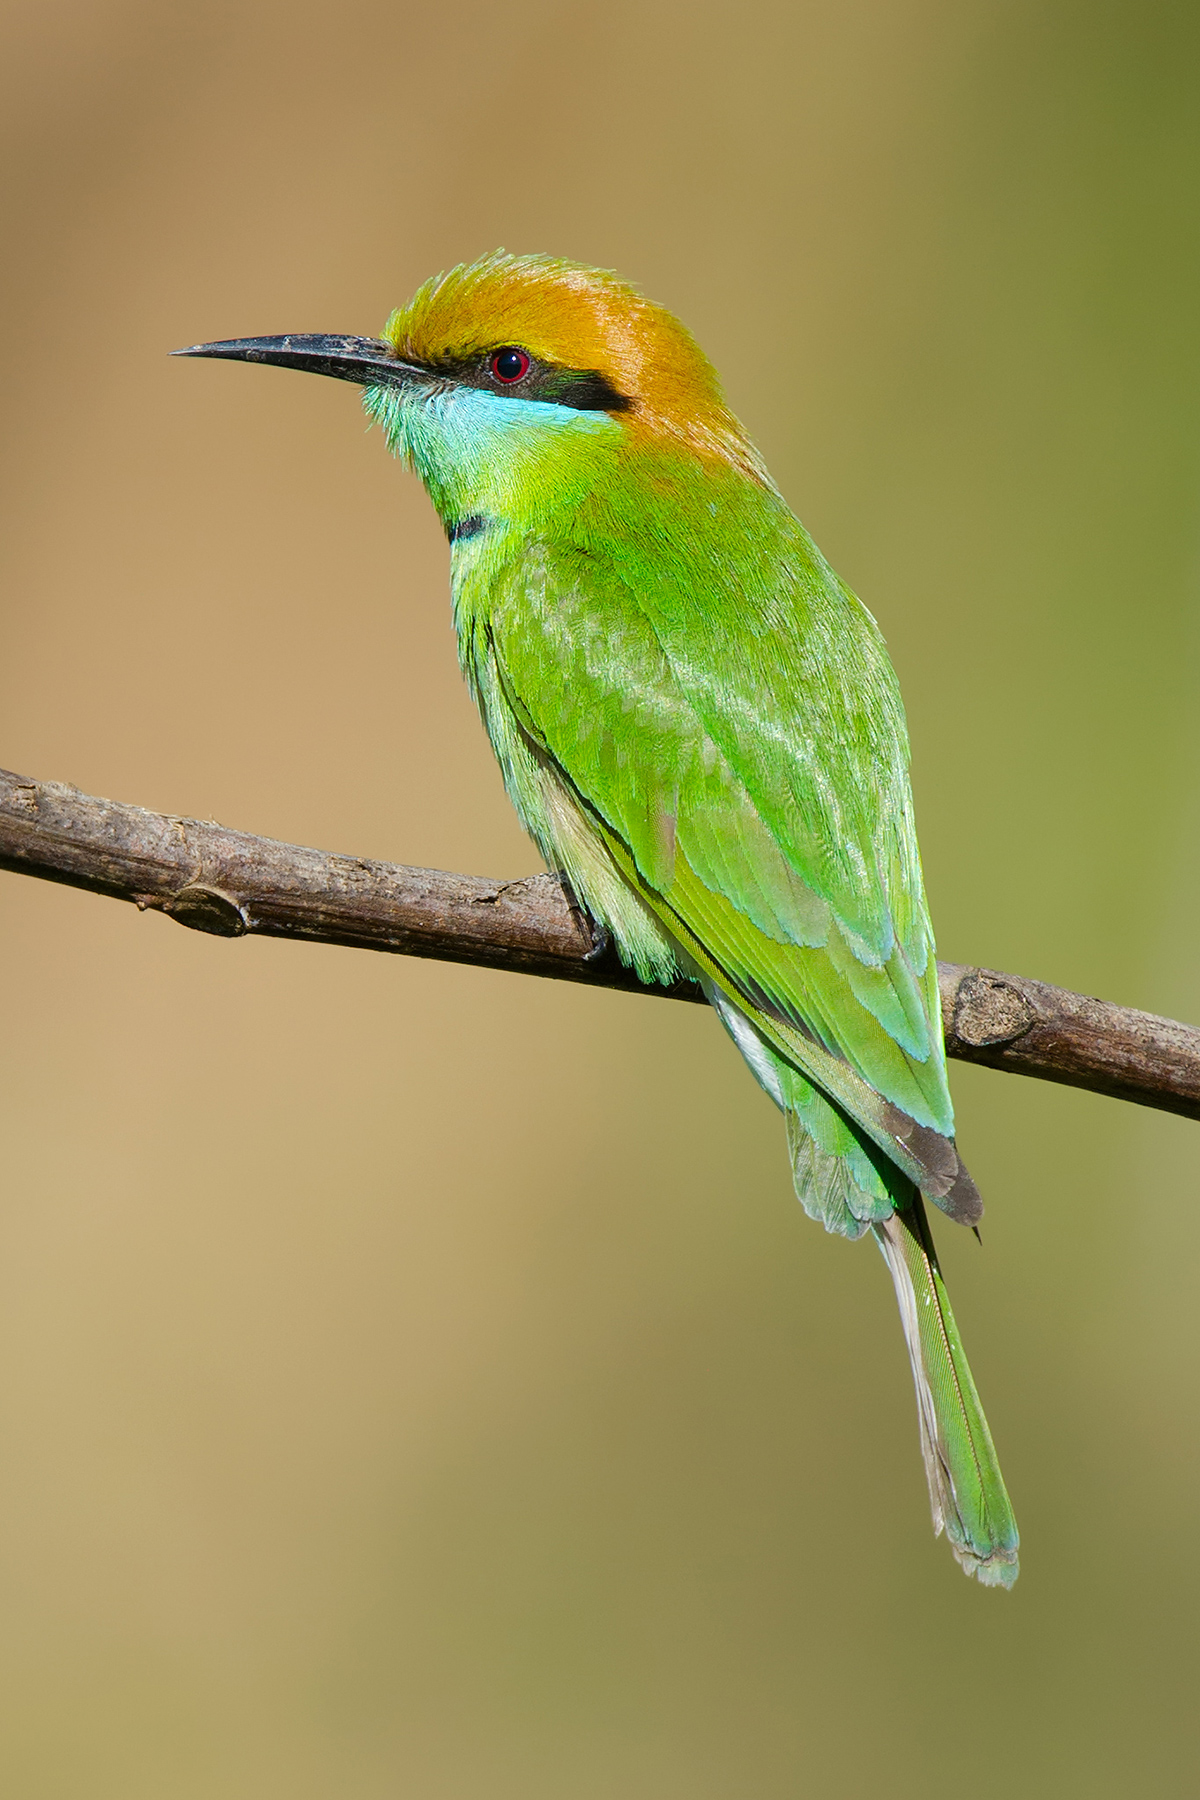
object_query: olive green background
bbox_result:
[2,1,1199,1794]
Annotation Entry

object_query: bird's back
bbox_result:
[450,442,955,1168]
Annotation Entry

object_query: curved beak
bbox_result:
[171,333,426,388]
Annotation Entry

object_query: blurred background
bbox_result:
[2,1,1199,1793]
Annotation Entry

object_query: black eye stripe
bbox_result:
[535,367,634,412]
[419,348,631,413]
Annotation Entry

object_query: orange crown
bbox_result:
[383,251,767,479]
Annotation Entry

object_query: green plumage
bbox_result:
[239,250,1020,1584]
[436,442,1017,1582]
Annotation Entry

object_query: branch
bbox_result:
[3,766,1198,1122]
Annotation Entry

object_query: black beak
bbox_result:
[171,333,425,388]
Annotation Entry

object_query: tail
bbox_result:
[874,1195,1019,1588]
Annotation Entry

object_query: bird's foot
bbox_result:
[557,875,611,962]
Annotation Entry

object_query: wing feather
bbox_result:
[463,483,972,1213]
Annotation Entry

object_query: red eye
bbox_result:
[490,347,530,384]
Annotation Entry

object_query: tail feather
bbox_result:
[874,1196,1019,1587]
[704,982,1018,1583]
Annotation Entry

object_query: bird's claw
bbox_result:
[582,920,611,963]
[557,874,610,962]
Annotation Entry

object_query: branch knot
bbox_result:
[952,971,1036,1048]
[163,884,248,938]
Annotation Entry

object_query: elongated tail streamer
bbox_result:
[875,1197,1019,1587]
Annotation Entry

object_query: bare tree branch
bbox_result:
[3,766,1198,1122]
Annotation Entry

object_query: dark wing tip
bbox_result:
[882,1105,959,1193]
[878,1103,984,1225]
[932,1157,985,1228]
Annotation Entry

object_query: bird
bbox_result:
[177,251,1019,1587]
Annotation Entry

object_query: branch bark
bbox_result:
[3,765,1198,1121]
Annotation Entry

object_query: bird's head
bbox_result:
[176,252,768,528]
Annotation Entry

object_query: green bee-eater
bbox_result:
[180,252,1019,1586]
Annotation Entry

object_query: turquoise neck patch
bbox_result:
[364,382,624,528]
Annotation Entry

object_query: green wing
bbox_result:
[462,472,975,1217]
[454,469,1016,1581]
